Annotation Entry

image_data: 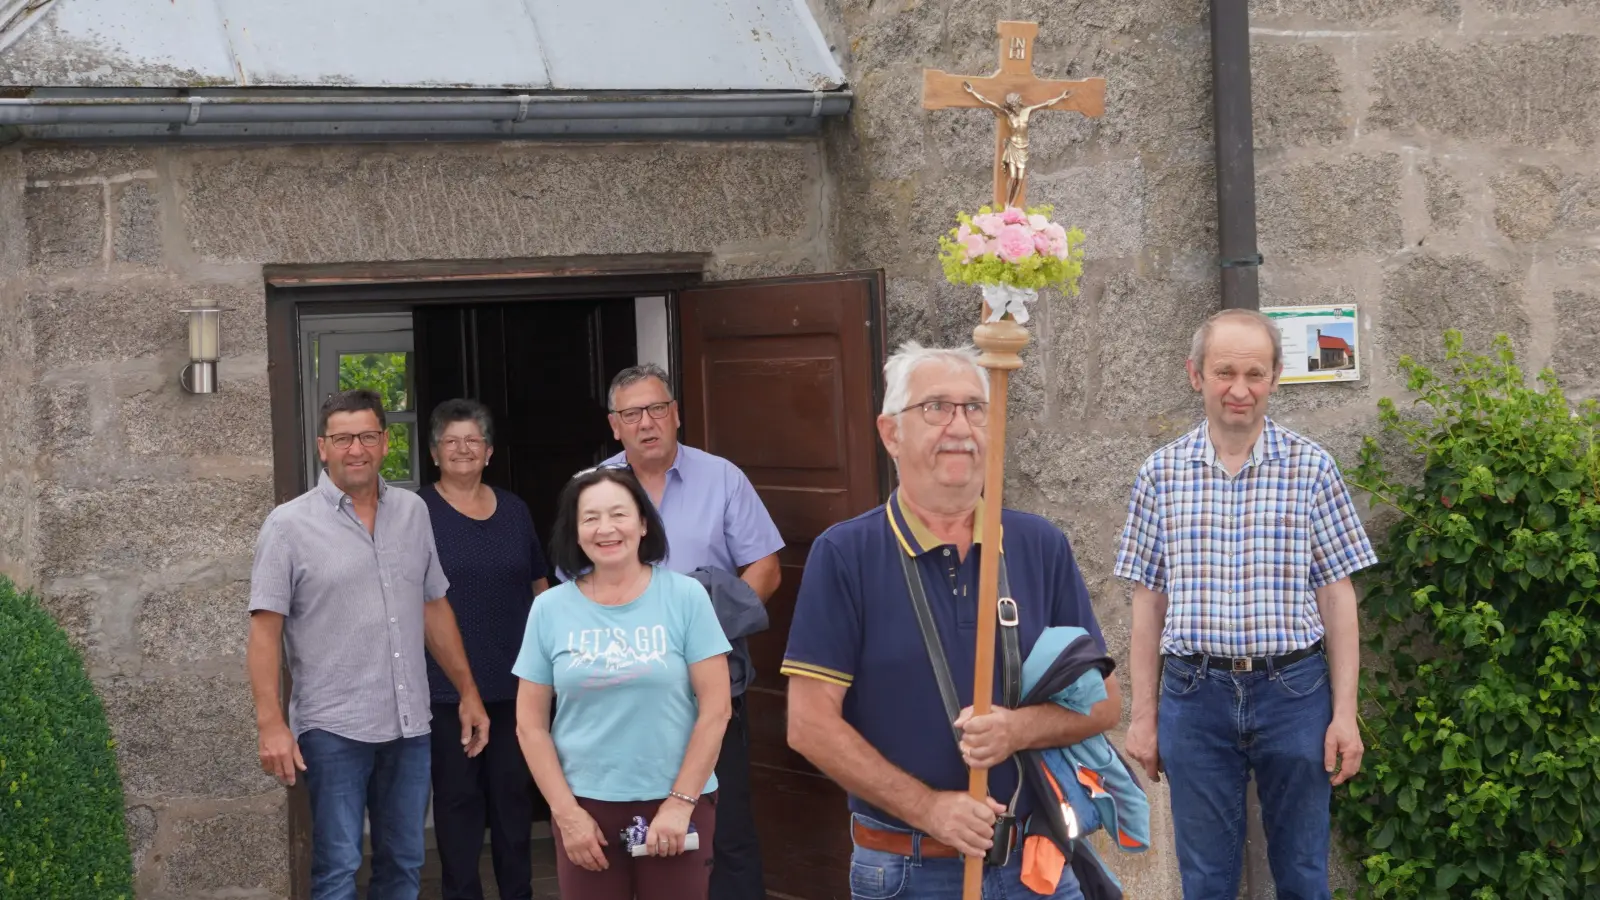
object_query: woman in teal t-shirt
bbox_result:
[513,465,732,900]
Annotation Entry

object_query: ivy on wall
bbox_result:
[1334,332,1600,899]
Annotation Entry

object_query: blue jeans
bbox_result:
[300,729,432,900]
[848,813,1086,900]
[1158,650,1333,900]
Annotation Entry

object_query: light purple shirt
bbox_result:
[603,444,784,575]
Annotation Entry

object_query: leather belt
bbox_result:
[1174,639,1323,674]
[851,819,962,859]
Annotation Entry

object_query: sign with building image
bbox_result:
[1262,305,1361,384]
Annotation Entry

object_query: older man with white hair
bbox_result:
[782,341,1119,899]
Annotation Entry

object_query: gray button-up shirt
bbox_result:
[248,470,450,743]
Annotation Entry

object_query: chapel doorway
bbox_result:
[270,262,887,900]
[412,297,643,555]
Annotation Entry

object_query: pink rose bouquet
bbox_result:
[938,204,1085,323]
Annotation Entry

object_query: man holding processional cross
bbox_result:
[783,21,1147,900]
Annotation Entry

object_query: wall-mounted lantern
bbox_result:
[179,306,221,394]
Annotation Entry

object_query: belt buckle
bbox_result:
[1230,657,1253,672]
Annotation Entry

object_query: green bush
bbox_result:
[0,576,133,899]
[1332,331,1600,899]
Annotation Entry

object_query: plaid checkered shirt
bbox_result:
[1112,416,1379,658]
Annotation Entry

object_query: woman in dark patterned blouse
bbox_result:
[420,398,550,900]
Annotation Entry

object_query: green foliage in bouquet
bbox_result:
[937,204,1086,294]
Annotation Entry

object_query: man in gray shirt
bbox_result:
[247,388,489,900]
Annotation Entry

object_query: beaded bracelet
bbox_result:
[667,790,698,806]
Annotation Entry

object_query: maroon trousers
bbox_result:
[552,793,718,900]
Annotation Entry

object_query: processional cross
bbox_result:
[920,21,1106,900]
[923,21,1106,209]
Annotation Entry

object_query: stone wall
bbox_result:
[0,150,30,588]
[5,139,830,899]
[812,0,1600,894]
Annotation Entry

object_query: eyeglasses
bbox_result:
[898,400,989,427]
[439,436,485,452]
[610,402,673,425]
[325,430,384,449]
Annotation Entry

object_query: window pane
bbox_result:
[382,423,413,483]
[338,352,412,412]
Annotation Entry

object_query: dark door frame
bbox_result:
[262,252,706,900]
[265,253,707,505]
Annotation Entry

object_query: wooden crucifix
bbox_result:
[923,21,1106,208]
[922,22,1105,900]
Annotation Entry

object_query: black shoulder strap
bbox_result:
[997,563,1022,709]
[896,548,1023,724]
[897,548,963,740]
[896,539,1025,813]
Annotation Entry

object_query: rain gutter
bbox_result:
[0,89,855,143]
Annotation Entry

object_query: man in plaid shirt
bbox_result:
[1113,308,1378,900]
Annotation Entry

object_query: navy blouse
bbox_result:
[420,484,550,705]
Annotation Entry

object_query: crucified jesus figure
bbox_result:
[962,82,1074,207]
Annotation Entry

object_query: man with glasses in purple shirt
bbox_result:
[599,363,785,900]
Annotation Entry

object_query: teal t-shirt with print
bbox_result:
[511,566,732,802]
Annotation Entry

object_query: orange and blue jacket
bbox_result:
[1016,626,1151,898]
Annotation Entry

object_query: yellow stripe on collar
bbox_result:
[888,489,1003,557]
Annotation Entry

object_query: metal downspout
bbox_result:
[1211,0,1261,310]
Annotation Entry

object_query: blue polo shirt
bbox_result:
[780,490,1106,831]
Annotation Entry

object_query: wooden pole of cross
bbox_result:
[921,21,1106,899]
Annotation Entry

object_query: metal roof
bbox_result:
[0,0,848,92]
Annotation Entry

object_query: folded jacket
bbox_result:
[687,565,769,696]
[1016,626,1152,898]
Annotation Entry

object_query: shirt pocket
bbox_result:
[1247,510,1312,583]
[388,548,430,587]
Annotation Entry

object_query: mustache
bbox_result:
[936,439,979,453]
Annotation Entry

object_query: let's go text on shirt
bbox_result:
[511,566,732,803]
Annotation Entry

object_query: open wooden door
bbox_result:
[678,271,888,900]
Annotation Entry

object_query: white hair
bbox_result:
[881,341,990,416]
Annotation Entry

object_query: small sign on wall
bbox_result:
[1263,305,1362,384]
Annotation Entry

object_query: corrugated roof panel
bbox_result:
[0,0,846,92]
[0,0,237,88]
[214,0,551,88]
[528,0,844,91]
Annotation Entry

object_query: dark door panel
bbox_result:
[678,270,888,900]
